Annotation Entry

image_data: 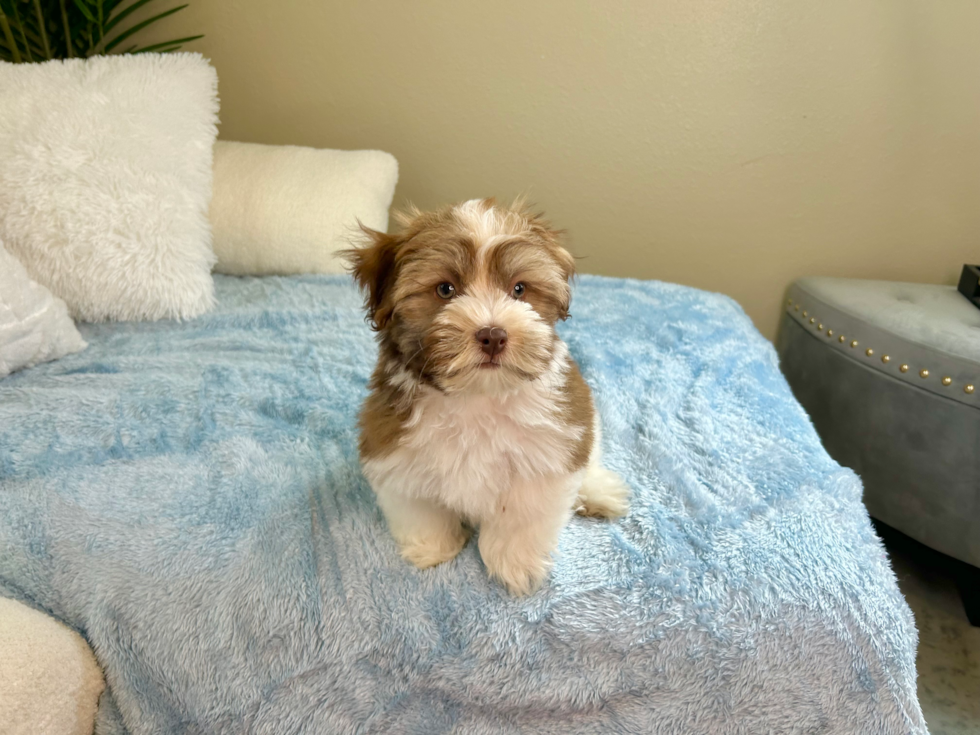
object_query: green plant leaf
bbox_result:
[20,23,44,44]
[102,3,185,53]
[31,0,52,58]
[103,0,156,34]
[10,1,34,61]
[0,10,21,62]
[135,42,180,53]
[2,0,198,61]
[9,27,44,59]
[72,0,97,24]
[103,0,128,19]
[130,32,198,53]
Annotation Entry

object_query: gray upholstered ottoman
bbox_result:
[776,277,979,623]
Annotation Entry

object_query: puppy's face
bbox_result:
[345,199,575,395]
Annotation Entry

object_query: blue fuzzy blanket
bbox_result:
[0,275,925,734]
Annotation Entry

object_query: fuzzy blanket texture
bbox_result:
[0,275,925,734]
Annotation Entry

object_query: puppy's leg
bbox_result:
[478,472,580,596]
[374,488,468,569]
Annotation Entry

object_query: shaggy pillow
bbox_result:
[210,141,398,275]
[0,242,86,379]
[0,54,219,322]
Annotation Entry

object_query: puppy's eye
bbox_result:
[436,282,456,299]
[512,282,526,299]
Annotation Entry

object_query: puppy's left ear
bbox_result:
[525,211,575,319]
[341,224,401,330]
[551,243,576,282]
[551,244,576,320]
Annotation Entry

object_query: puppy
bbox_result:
[344,198,629,595]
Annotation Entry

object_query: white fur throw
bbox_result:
[0,54,219,322]
[0,597,104,735]
[0,241,86,379]
[210,141,398,275]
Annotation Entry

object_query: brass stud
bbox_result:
[919,369,929,379]
[966,384,975,395]
[794,305,800,311]
[809,317,815,324]
[817,323,824,330]
[802,311,808,318]
[850,340,858,348]
[881,355,890,364]
[942,377,952,386]
[838,335,845,343]
[787,299,793,306]
[865,348,874,357]
[827,329,833,337]
[899,364,909,373]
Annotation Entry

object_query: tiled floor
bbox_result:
[878,523,980,734]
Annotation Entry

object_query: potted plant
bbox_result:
[0,0,200,62]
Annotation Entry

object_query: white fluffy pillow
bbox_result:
[210,141,398,275]
[0,242,86,379]
[0,54,219,322]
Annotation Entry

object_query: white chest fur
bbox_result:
[362,350,584,523]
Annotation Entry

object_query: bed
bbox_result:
[0,274,926,734]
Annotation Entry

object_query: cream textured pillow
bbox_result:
[0,597,104,735]
[0,242,86,379]
[0,54,219,322]
[210,140,398,275]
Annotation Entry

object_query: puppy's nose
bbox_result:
[476,326,508,358]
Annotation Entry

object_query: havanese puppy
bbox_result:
[344,198,629,595]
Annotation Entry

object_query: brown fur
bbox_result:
[341,199,572,330]
[486,239,573,322]
[357,361,410,460]
[343,198,583,463]
[559,361,595,471]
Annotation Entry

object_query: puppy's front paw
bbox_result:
[480,541,552,596]
[399,524,469,569]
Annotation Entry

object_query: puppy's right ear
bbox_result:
[341,224,400,330]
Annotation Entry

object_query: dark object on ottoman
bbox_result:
[777,276,980,625]
[958,264,980,311]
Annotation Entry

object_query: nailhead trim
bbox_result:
[786,299,977,400]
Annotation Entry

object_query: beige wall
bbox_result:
[145,1,979,339]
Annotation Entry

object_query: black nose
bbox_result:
[476,327,508,358]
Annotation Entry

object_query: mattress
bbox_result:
[0,274,925,734]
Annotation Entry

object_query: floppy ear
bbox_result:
[522,207,576,319]
[551,243,576,283]
[552,244,576,320]
[341,224,400,330]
